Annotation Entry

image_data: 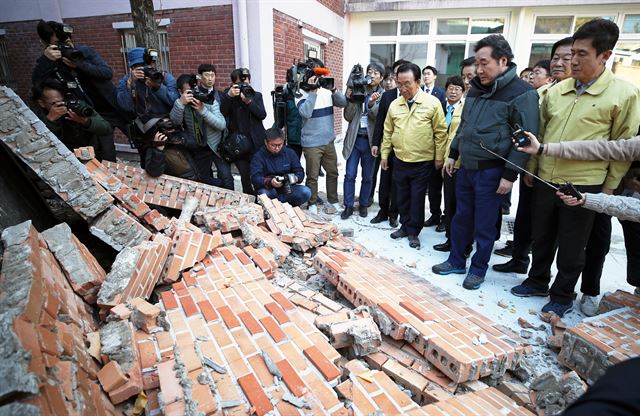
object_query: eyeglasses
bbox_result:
[447,86,463,92]
[267,142,284,149]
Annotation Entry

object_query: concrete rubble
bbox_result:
[1,86,639,415]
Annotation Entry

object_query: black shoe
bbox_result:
[424,215,441,227]
[494,245,513,258]
[390,228,408,239]
[389,217,399,228]
[408,235,421,249]
[340,207,353,220]
[433,240,450,252]
[435,222,446,233]
[358,206,368,218]
[492,258,529,274]
[464,244,473,258]
[316,197,325,205]
[370,212,386,224]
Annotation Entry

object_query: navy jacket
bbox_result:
[449,64,539,182]
[250,146,305,191]
[423,85,446,105]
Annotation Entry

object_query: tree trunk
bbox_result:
[129,0,158,50]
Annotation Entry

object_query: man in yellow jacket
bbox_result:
[380,63,447,249]
[511,19,640,317]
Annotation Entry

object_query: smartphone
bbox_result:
[511,123,530,147]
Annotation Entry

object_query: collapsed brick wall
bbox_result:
[272,9,344,136]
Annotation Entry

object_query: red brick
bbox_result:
[237,311,264,335]
[264,302,290,324]
[275,359,307,397]
[217,305,241,329]
[197,300,219,322]
[378,302,408,324]
[179,295,198,317]
[303,346,341,382]
[98,360,128,393]
[260,316,287,343]
[270,292,296,311]
[237,373,273,416]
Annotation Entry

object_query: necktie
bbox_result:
[407,99,414,110]
[446,104,454,127]
[425,88,430,94]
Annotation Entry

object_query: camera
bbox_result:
[274,173,298,195]
[271,84,294,129]
[287,60,335,94]
[346,64,372,103]
[187,75,215,104]
[64,94,94,117]
[143,66,164,82]
[511,123,530,147]
[236,68,255,100]
[153,118,185,146]
[56,42,83,60]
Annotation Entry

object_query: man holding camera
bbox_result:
[296,58,347,215]
[220,68,267,194]
[33,78,112,154]
[341,62,384,219]
[32,20,123,161]
[168,73,226,186]
[251,127,311,207]
[116,47,179,122]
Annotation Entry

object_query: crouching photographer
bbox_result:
[33,78,112,153]
[251,127,311,207]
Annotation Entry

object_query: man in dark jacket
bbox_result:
[369,59,411,228]
[251,127,310,207]
[220,68,267,194]
[432,34,539,290]
[32,20,125,161]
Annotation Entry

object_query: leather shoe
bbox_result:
[433,240,450,252]
[423,215,440,227]
[408,235,421,249]
[340,207,354,220]
[390,228,408,239]
[492,258,528,274]
[358,205,367,218]
[370,212,386,224]
[435,222,446,233]
[389,217,399,228]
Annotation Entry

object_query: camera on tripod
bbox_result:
[273,173,299,194]
[346,64,372,103]
[64,93,94,117]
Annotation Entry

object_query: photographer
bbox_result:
[116,47,179,124]
[169,74,226,187]
[251,127,310,207]
[33,78,112,153]
[220,68,267,194]
[32,20,122,161]
[341,62,384,219]
[296,58,347,215]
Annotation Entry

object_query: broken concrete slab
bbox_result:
[529,371,586,415]
[41,222,107,303]
[194,203,264,233]
[89,205,152,251]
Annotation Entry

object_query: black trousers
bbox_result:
[427,166,443,218]
[289,144,303,160]
[562,357,640,416]
[393,157,433,236]
[581,213,612,296]
[376,152,398,220]
[97,111,129,162]
[524,182,601,304]
[370,156,380,203]
[442,170,456,239]
[511,180,534,263]
[234,157,254,195]
[621,219,640,287]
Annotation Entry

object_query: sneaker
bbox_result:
[580,295,599,317]
[358,205,368,218]
[323,203,339,215]
[389,217,399,228]
[542,301,573,318]
[511,284,549,298]
[494,245,513,258]
[370,212,387,224]
[340,207,353,220]
[463,273,485,290]
[390,228,408,240]
[432,261,466,275]
[493,259,529,274]
[408,235,420,249]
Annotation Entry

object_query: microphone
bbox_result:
[313,67,331,76]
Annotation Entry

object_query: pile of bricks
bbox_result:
[313,247,529,384]
[559,300,640,384]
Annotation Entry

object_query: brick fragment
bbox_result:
[97,361,128,393]
[304,346,341,382]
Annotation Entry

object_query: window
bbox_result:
[399,43,427,69]
[370,21,398,36]
[437,18,469,35]
[401,21,429,36]
[529,43,553,67]
[370,44,395,67]
[612,42,640,87]
[0,35,16,89]
[575,16,614,31]
[534,16,573,34]
[304,38,324,61]
[120,31,171,72]
[435,43,465,81]
[622,15,640,34]
[471,18,504,34]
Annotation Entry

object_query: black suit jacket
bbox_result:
[423,85,446,105]
[372,88,399,148]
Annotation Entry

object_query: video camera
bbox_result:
[236,68,255,100]
[286,60,334,94]
[346,64,372,103]
[273,173,299,195]
[64,93,94,117]
[187,75,215,104]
